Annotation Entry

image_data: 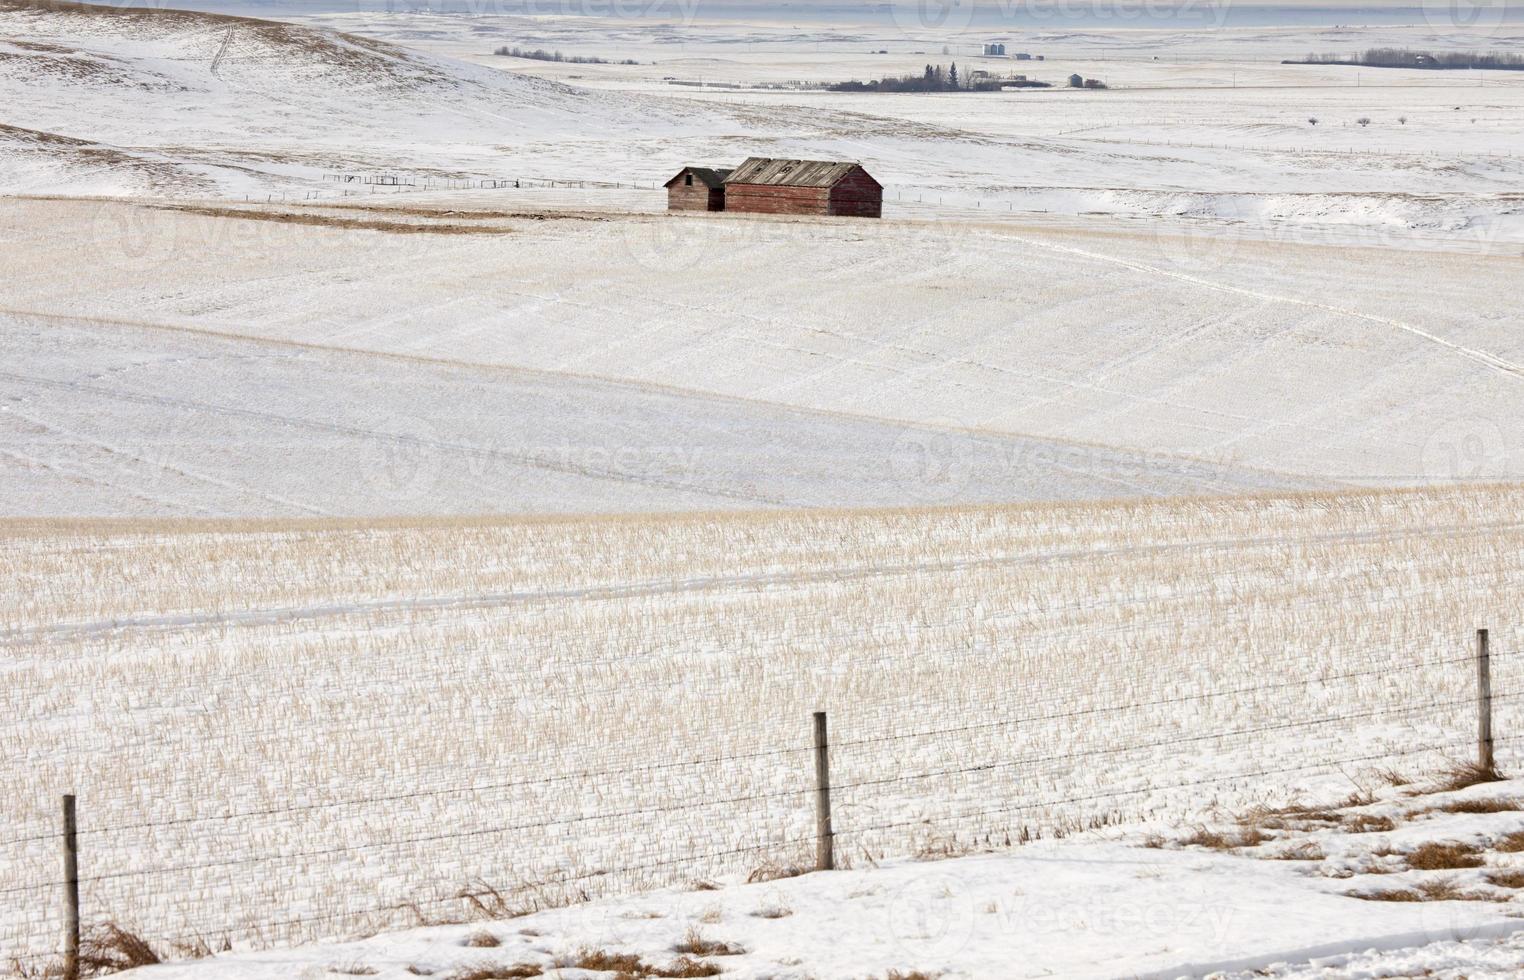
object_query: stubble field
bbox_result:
[4,484,1524,965]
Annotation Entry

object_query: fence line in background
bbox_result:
[0,650,1483,853]
[6,628,1518,972]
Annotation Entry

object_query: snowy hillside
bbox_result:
[3,194,1520,516]
[7,0,1524,246]
[0,0,692,195]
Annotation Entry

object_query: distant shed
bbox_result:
[722,157,882,218]
[665,166,730,211]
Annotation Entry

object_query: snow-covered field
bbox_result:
[0,304,1310,515]
[7,1,1524,976]
[3,193,1522,514]
[4,486,1524,974]
[2,2,1523,515]
[92,775,1524,978]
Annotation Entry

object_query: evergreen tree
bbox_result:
[949,61,958,89]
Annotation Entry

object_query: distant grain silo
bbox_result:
[664,166,730,211]
[1068,73,1084,87]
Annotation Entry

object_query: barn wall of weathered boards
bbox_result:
[826,169,884,218]
[664,167,729,211]
[664,158,882,218]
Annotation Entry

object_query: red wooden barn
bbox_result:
[664,166,730,211]
[722,158,882,218]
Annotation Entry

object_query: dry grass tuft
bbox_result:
[1342,813,1396,834]
[1347,878,1492,903]
[457,880,537,920]
[673,927,745,957]
[1268,841,1325,861]
[1349,886,1422,903]
[913,834,969,860]
[750,904,793,919]
[168,934,230,959]
[881,973,941,980]
[1486,869,1524,888]
[1239,803,1339,833]
[654,958,724,978]
[329,963,379,976]
[1179,826,1266,850]
[1433,761,1507,793]
[405,967,436,977]
[463,931,502,948]
[1414,878,1493,902]
[1495,831,1524,853]
[1406,841,1484,871]
[551,949,720,979]
[79,922,161,973]
[746,860,807,884]
[449,965,542,980]
[562,950,645,972]
[1436,798,1523,815]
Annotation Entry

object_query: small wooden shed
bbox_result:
[722,158,882,218]
[665,166,730,211]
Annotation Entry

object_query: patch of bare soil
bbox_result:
[0,44,164,87]
[149,204,516,235]
[321,203,612,223]
[0,122,195,187]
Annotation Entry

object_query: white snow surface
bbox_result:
[112,777,1524,980]
[4,193,1522,515]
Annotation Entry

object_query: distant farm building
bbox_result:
[664,166,730,211]
[665,158,883,218]
[983,42,1006,56]
[1068,73,1084,87]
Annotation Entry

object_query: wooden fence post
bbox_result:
[813,711,834,871]
[1478,629,1495,772]
[62,794,79,980]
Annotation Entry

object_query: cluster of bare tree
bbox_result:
[828,63,1050,93]
[493,46,639,65]
[1287,48,1524,70]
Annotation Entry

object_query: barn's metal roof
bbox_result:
[665,166,731,188]
[723,157,869,188]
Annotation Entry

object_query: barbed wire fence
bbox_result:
[3,629,1518,977]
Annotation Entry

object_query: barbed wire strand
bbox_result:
[4,650,1504,851]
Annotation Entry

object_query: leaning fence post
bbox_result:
[813,711,834,871]
[62,794,79,980]
[1478,629,1495,772]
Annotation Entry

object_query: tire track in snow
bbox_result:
[1004,232,1524,381]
